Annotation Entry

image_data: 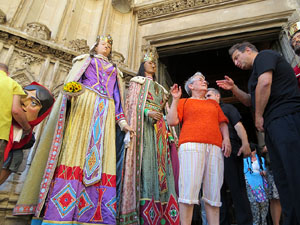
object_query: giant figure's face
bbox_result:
[95,40,112,57]
[21,90,42,121]
[144,60,156,75]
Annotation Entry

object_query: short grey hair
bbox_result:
[184,72,205,96]
[207,88,220,96]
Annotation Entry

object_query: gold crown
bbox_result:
[289,22,300,39]
[97,34,113,45]
[143,52,156,62]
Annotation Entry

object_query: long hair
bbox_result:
[137,62,156,81]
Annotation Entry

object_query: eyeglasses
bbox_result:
[193,78,209,86]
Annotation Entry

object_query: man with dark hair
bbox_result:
[206,88,252,225]
[0,63,31,171]
[217,41,300,225]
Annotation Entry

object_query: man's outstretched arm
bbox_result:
[216,75,251,107]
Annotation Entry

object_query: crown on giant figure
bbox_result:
[97,34,113,45]
[143,52,156,62]
[289,22,300,39]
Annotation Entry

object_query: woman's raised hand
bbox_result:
[170,84,182,100]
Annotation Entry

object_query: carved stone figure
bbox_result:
[66,39,90,54]
[24,22,51,40]
[111,50,127,68]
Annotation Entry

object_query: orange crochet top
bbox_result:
[177,98,228,148]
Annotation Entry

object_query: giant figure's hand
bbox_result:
[148,111,163,121]
[123,124,136,138]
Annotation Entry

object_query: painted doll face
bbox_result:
[95,40,112,57]
[20,90,42,121]
[144,60,156,75]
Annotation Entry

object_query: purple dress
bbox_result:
[38,55,125,225]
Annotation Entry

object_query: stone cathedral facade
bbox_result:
[0,0,300,224]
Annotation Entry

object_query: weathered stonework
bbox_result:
[0,30,75,63]
[66,39,90,55]
[112,0,132,13]
[112,50,127,67]
[24,22,51,41]
[0,8,6,24]
[135,0,263,23]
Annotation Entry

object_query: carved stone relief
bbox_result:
[135,0,262,22]
[0,30,75,63]
[10,70,35,86]
[66,39,90,54]
[8,51,43,84]
[0,9,6,24]
[24,22,51,40]
[111,50,128,68]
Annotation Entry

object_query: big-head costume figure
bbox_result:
[289,21,300,88]
[0,82,54,184]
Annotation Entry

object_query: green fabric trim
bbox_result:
[144,108,149,116]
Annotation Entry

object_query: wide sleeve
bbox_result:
[124,81,141,129]
[113,70,125,123]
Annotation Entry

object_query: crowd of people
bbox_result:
[1,21,300,225]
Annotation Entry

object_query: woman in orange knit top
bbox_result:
[167,72,231,225]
